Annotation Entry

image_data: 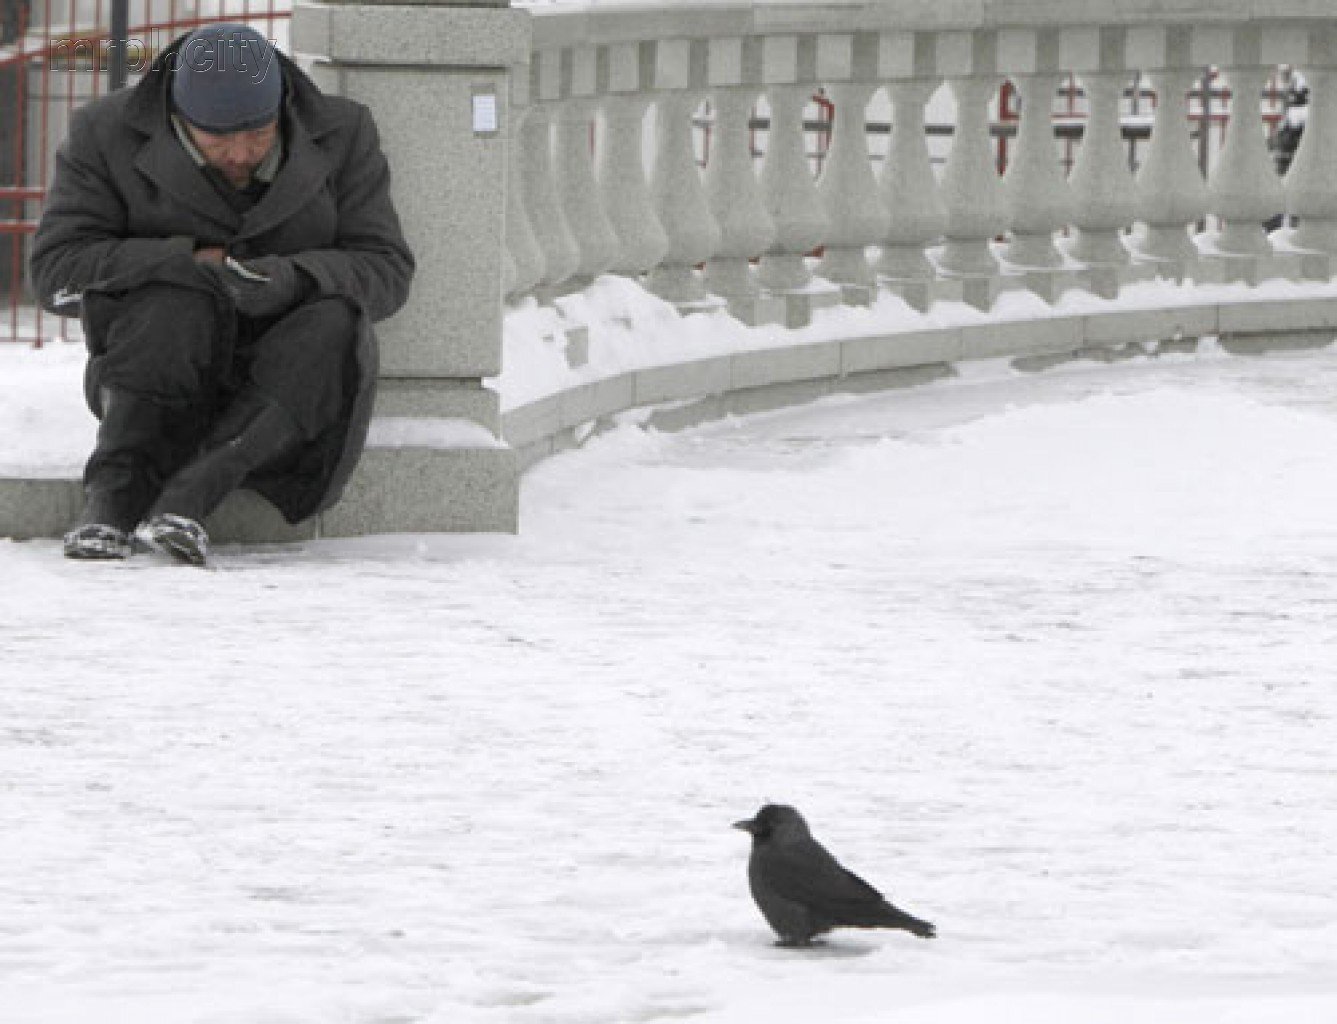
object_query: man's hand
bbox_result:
[213,255,312,319]
[194,243,316,318]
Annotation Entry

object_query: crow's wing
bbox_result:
[755,837,895,925]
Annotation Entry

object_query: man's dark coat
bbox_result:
[29,35,415,523]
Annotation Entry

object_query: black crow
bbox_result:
[733,803,937,947]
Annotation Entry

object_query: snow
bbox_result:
[366,417,505,450]
[0,341,92,476]
[3,336,1337,1022]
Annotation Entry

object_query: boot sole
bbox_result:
[63,524,132,560]
[138,515,210,567]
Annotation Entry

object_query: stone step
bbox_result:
[0,433,518,543]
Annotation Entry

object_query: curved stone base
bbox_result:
[499,291,1337,476]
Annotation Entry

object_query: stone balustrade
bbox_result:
[508,1,1337,321]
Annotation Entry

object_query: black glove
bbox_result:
[214,255,314,319]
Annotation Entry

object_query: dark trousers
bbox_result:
[94,281,358,445]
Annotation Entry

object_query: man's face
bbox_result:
[186,119,278,189]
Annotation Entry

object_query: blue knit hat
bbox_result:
[172,24,282,133]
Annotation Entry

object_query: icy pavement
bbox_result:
[3,345,1337,1023]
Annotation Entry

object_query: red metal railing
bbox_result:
[2,0,289,346]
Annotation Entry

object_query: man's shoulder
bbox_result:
[51,90,141,161]
[315,93,372,130]
[287,88,373,154]
[283,62,368,132]
[70,89,136,129]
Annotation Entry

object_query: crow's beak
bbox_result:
[733,818,756,834]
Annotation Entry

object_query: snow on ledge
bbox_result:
[491,273,1337,413]
[365,417,503,450]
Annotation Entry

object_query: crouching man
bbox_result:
[30,24,414,565]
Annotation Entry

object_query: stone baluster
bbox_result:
[704,85,778,320]
[1284,61,1337,271]
[599,92,669,278]
[1066,70,1137,295]
[877,77,946,310]
[934,33,1007,305]
[754,34,830,316]
[596,42,668,279]
[816,34,888,298]
[1206,30,1283,267]
[757,82,828,292]
[555,91,620,286]
[937,74,1008,288]
[1002,73,1073,273]
[648,90,720,302]
[521,94,580,295]
[505,93,546,301]
[701,36,776,320]
[647,39,721,304]
[817,79,887,293]
[1133,56,1209,279]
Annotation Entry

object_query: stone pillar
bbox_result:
[1002,74,1072,273]
[1066,71,1137,294]
[704,85,778,321]
[817,78,889,295]
[1206,30,1284,265]
[292,0,528,533]
[1285,61,1337,272]
[877,77,945,311]
[1133,61,1209,279]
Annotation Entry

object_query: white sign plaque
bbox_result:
[472,89,498,136]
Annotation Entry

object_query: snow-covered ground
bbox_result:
[3,341,1337,1023]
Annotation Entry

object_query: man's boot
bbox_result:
[64,389,169,560]
[138,392,303,566]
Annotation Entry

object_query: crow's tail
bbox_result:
[881,904,936,939]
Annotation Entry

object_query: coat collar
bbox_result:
[132,109,239,229]
[127,34,339,235]
[235,111,329,242]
